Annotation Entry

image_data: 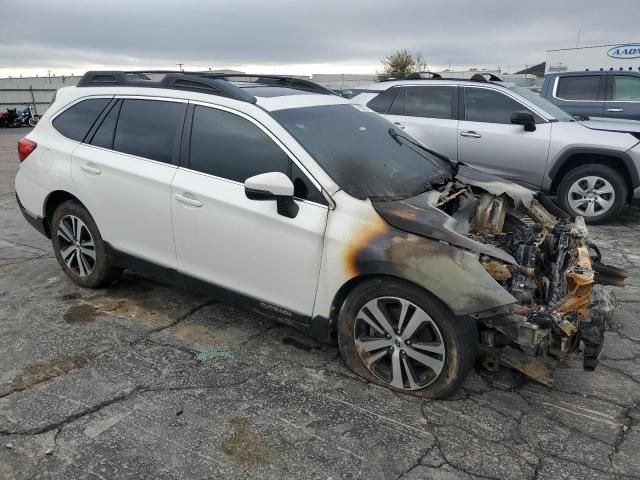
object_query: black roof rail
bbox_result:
[405,72,442,80]
[76,71,259,104]
[469,73,503,82]
[200,73,336,96]
[379,71,504,83]
[379,71,442,82]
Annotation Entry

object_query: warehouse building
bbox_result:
[0,75,79,116]
[546,42,640,73]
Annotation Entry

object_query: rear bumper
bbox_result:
[16,193,49,238]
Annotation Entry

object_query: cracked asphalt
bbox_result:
[1,128,640,480]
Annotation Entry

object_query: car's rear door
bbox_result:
[457,86,551,188]
[71,97,186,268]
[551,74,605,118]
[382,85,459,159]
[604,73,640,121]
[170,103,328,317]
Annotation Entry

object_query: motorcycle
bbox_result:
[0,108,18,128]
[15,106,40,127]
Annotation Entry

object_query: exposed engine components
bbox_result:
[480,259,512,282]
[433,179,626,384]
[472,194,510,234]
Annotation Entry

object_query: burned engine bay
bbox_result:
[373,165,627,385]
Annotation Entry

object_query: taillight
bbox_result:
[18,138,37,162]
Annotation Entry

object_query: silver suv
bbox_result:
[351,74,640,223]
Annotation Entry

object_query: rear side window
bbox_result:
[404,86,454,119]
[464,88,531,124]
[189,106,290,183]
[52,98,110,142]
[89,100,121,149]
[113,99,185,164]
[388,88,407,115]
[556,75,600,100]
[613,75,640,101]
[366,88,400,113]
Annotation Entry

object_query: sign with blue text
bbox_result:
[607,44,640,60]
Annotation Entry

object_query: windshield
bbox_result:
[505,85,575,122]
[271,104,453,201]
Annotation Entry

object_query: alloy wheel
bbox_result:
[353,297,446,390]
[57,215,96,277]
[567,176,615,217]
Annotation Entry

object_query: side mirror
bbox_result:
[244,172,299,219]
[511,110,536,132]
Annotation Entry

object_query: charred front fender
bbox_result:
[351,225,517,316]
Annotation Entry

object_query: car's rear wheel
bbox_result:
[51,201,120,288]
[337,278,478,399]
[557,164,627,224]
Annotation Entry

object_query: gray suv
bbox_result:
[351,75,640,223]
[541,71,640,121]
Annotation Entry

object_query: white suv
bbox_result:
[15,71,624,398]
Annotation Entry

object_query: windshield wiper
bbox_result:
[388,128,449,161]
[388,127,403,145]
[387,128,458,175]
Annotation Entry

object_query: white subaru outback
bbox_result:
[15,71,625,398]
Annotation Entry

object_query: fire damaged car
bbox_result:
[368,163,625,392]
[271,104,626,398]
[16,72,627,399]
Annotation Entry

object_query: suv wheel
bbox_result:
[337,278,478,399]
[51,201,121,288]
[557,165,627,224]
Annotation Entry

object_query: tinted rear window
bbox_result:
[556,75,600,100]
[366,88,400,113]
[113,99,185,164]
[404,86,454,119]
[613,75,640,101]
[53,98,110,142]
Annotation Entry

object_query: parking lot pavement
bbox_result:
[0,128,639,480]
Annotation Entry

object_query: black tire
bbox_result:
[556,164,627,224]
[51,200,121,288]
[337,278,478,399]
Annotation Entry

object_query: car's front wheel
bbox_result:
[337,278,478,399]
[51,200,121,288]
[556,164,627,224]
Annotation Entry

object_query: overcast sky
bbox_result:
[1,0,638,77]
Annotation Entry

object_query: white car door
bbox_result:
[383,85,459,160]
[72,98,186,267]
[457,86,551,189]
[171,103,328,317]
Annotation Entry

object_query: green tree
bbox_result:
[377,50,427,81]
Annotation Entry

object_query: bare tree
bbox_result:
[377,50,427,81]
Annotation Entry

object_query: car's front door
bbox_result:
[72,98,186,268]
[170,103,328,317]
[457,87,552,189]
[604,74,640,121]
[384,85,459,159]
